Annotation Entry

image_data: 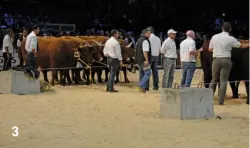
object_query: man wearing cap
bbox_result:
[208,22,249,105]
[147,26,161,90]
[161,29,178,88]
[180,30,203,87]
[135,28,152,93]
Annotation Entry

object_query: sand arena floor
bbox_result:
[0,69,249,148]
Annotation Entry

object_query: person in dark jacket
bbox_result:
[135,28,152,93]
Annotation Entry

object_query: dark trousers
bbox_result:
[18,51,24,65]
[107,58,119,90]
[3,52,12,70]
[26,53,37,69]
[151,56,159,89]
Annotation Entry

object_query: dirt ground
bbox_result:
[0,69,249,148]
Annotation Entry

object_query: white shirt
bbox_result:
[149,33,161,56]
[25,31,38,52]
[2,34,14,54]
[142,40,150,52]
[180,37,196,62]
[160,37,177,58]
[209,32,241,58]
[103,37,123,60]
[17,39,21,48]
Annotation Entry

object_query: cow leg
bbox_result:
[59,70,66,86]
[97,68,103,83]
[51,69,57,86]
[82,69,87,80]
[104,68,109,82]
[66,70,72,85]
[85,69,91,85]
[91,67,96,84]
[42,70,49,82]
[229,81,239,98]
[115,67,120,84]
[72,69,81,84]
[244,81,249,104]
[123,67,130,83]
[55,70,59,82]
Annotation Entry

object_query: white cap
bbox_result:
[167,29,177,34]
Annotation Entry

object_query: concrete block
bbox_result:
[160,88,214,120]
[0,70,40,94]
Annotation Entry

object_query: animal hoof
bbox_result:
[125,80,130,83]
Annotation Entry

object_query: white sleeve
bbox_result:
[115,42,123,61]
[160,40,167,54]
[3,36,9,47]
[231,37,241,48]
[188,41,196,52]
[209,37,214,49]
[103,42,108,56]
[142,40,149,52]
[17,40,21,47]
[30,37,37,49]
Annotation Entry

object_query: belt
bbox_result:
[214,57,230,59]
[165,57,176,60]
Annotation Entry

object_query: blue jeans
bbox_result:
[138,63,152,90]
[180,62,196,87]
[151,56,159,89]
[107,58,119,90]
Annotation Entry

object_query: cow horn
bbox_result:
[79,44,84,48]
[93,41,102,46]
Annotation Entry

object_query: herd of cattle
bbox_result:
[20,36,135,86]
[20,36,249,102]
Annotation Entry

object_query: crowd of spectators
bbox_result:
[0,0,248,48]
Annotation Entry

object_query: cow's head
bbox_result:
[91,41,105,62]
[77,43,94,66]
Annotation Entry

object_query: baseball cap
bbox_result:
[167,29,177,34]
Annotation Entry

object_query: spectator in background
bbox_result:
[124,32,136,48]
[2,28,14,70]
[147,26,161,90]
[66,31,70,36]
[4,13,14,27]
[17,33,23,66]
[58,30,64,37]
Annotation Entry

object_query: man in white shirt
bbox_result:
[17,33,23,66]
[180,30,203,87]
[147,26,161,90]
[103,29,123,92]
[135,29,152,93]
[161,29,177,88]
[208,22,249,105]
[2,28,14,70]
[25,25,40,69]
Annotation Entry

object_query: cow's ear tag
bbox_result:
[74,52,80,58]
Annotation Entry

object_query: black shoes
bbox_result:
[106,87,118,93]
